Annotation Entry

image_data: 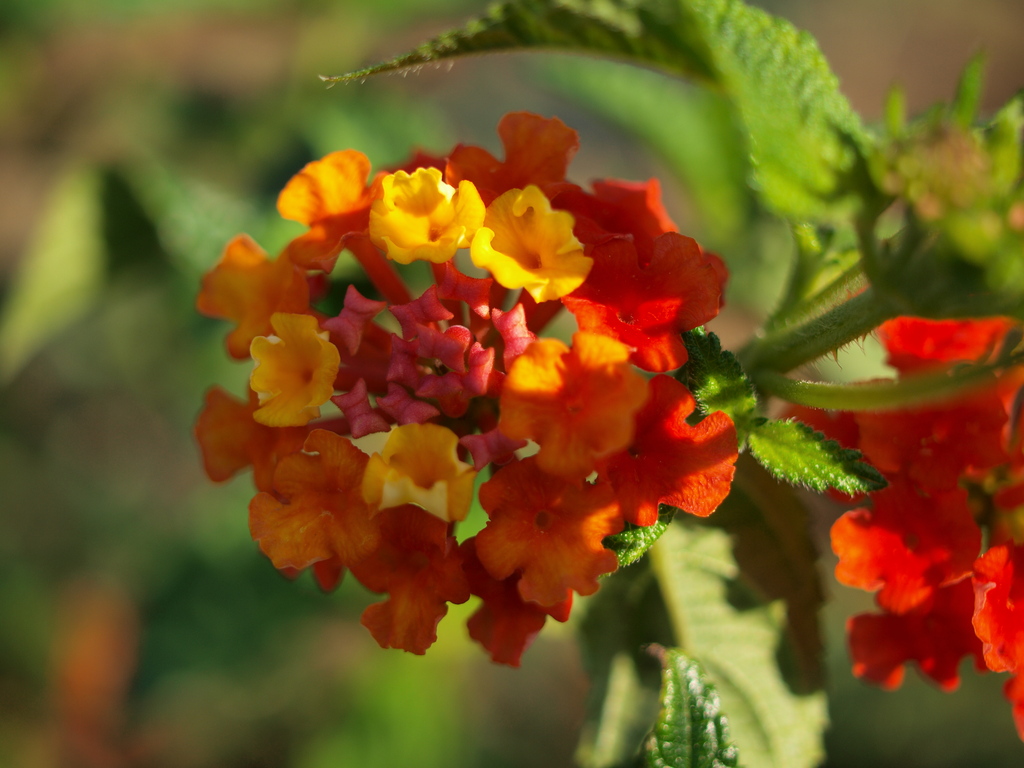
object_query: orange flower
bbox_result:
[499,332,648,479]
[470,185,591,302]
[461,537,571,667]
[248,429,380,571]
[446,111,579,199]
[250,313,340,427]
[350,507,469,654]
[196,234,310,359]
[475,457,622,606]
[369,168,485,264]
[277,149,376,271]
[361,423,477,522]
[194,386,307,492]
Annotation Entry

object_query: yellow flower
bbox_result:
[362,423,477,522]
[470,185,591,302]
[369,167,485,264]
[250,313,340,426]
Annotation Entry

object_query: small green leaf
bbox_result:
[681,328,759,440]
[985,93,1023,194]
[747,418,886,495]
[883,85,906,139]
[640,647,740,768]
[605,507,678,568]
[327,0,869,222]
[0,166,105,381]
[950,54,985,129]
[651,521,828,768]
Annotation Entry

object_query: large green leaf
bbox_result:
[546,58,753,244]
[639,647,739,768]
[326,0,868,221]
[577,560,674,768]
[709,454,826,694]
[650,521,827,768]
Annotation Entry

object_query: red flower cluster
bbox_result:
[800,316,1024,736]
[195,113,738,664]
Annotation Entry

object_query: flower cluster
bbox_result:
[797,315,1024,736]
[195,112,738,664]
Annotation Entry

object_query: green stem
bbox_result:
[753,358,1018,411]
[740,286,899,374]
[767,261,868,333]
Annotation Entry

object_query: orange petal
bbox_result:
[499,332,648,479]
[196,234,311,359]
[248,429,380,570]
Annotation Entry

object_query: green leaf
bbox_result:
[708,454,826,693]
[128,162,262,278]
[949,53,985,129]
[577,560,674,768]
[640,647,739,768]
[747,418,886,495]
[650,521,828,768]
[0,166,105,381]
[681,328,759,440]
[605,507,678,568]
[985,93,1023,194]
[547,58,753,244]
[326,0,868,221]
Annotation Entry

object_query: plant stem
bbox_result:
[753,362,1011,411]
[740,286,899,374]
[767,262,867,333]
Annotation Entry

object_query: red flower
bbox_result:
[879,316,1014,374]
[1005,674,1024,741]
[603,375,737,526]
[552,178,677,264]
[847,580,984,691]
[973,541,1024,673]
[855,395,1008,493]
[831,480,980,614]
[562,234,724,372]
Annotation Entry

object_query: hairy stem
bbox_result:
[740,286,899,374]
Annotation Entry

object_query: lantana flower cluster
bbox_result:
[797,316,1024,736]
[195,112,739,664]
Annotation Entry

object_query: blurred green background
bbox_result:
[1,0,1023,765]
